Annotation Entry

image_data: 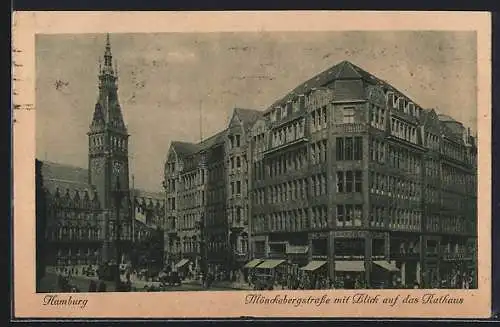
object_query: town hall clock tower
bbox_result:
[87,34,131,261]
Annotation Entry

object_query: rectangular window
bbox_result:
[345,205,353,223]
[231,182,235,195]
[354,205,362,226]
[343,107,355,123]
[236,156,241,168]
[336,138,344,160]
[346,171,353,192]
[378,142,384,162]
[355,171,362,192]
[345,137,353,160]
[337,205,344,223]
[322,106,328,127]
[370,139,376,161]
[236,135,241,147]
[354,137,362,160]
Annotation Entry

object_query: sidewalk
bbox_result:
[48,268,162,290]
[182,279,253,290]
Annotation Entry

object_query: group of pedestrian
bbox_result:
[87,279,108,292]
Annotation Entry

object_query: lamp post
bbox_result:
[113,169,125,291]
[196,214,208,287]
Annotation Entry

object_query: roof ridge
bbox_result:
[39,160,88,170]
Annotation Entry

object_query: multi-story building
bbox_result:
[163,60,477,288]
[163,132,227,274]
[163,108,260,277]
[249,60,477,288]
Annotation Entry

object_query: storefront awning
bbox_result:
[335,261,365,272]
[256,259,286,269]
[174,258,190,268]
[300,261,327,271]
[374,261,400,272]
[244,259,263,268]
[286,245,309,255]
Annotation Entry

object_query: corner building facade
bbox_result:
[163,60,477,288]
[249,60,477,288]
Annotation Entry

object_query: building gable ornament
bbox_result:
[366,85,386,107]
[305,88,335,109]
[229,111,243,128]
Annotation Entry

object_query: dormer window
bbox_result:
[343,107,355,124]
[293,98,300,112]
[408,102,415,116]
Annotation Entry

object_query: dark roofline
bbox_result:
[263,60,422,114]
[37,159,88,171]
[260,60,475,132]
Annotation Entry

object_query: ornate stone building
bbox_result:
[248,60,477,288]
[36,35,165,281]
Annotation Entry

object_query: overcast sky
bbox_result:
[36,31,477,192]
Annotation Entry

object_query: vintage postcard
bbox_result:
[12,11,492,319]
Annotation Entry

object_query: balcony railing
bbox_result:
[442,252,473,261]
[333,123,367,134]
[264,137,309,156]
[233,251,249,261]
[229,219,248,229]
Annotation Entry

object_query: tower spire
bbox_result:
[103,33,114,74]
[91,33,125,131]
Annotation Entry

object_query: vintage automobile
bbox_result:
[159,271,182,286]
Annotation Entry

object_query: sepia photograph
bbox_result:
[13,11,491,318]
[34,30,479,293]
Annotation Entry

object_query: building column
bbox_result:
[364,233,373,287]
[327,231,335,280]
[308,235,313,262]
[401,262,406,286]
[416,261,421,284]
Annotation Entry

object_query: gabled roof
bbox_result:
[265,60,417,113]
[233,108,263,129]
[438,114,457,122]
[171,141,200,158]
[170,129,227,159]
[199,129,227,150]
[40,160,89,185]
[38,160,97,200]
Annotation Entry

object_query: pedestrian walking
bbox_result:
[97,280,107,292]
[57,273,64,291]
[88,280,97,292]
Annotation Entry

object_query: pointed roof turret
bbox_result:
[103,33,114,74]
[89,34,127,132]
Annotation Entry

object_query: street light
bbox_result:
[112,162,125,291]
[196,214,208,287]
